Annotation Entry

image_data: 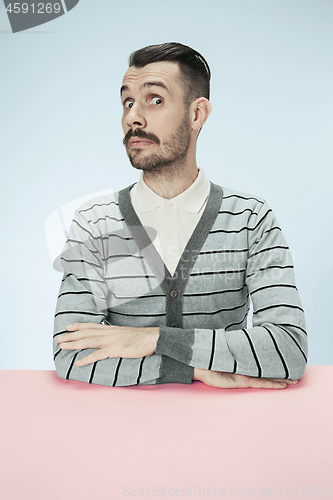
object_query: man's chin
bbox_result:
[128,154,146,170]
[127,151,158,171]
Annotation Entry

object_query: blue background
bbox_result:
[0,0,332,369]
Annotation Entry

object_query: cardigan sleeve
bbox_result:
[53,207,193,387]
[155,201,308,380]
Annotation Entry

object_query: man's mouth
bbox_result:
[123,128,160,148]
[128,139,155,147]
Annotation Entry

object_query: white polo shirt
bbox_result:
[130,168,211,275]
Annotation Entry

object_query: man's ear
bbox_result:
[190,97,212,132]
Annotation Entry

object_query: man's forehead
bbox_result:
[121,61,181,92]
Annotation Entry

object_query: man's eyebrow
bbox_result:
[120,84,129,95]
[141,81,169,93]
[120,81,170,96]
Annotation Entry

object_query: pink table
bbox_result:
[1,366,332,500]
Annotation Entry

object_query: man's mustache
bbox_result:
[123,128,160,147]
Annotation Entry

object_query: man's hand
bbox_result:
[193,367,299,389]
[57,322,159,367]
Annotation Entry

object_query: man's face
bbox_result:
[121,61,191,173]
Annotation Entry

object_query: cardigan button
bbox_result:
[171,323,178,328]
[170,289,178,298]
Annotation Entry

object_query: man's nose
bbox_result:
[126,103,146,129]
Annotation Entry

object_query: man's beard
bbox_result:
[123,114,191,175]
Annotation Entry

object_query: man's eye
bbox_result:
[124,100,134,109]
[150,97,163,105]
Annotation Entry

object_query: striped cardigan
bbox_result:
[53,181,308,386]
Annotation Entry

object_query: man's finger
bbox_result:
[262,378,299,385]
[60,335,106,350]
[74,350,109,367]
[247,377,288,389]
[57,329,94,343]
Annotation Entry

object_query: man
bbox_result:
[53,42,307,389]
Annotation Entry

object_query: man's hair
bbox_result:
[128,42,211,107]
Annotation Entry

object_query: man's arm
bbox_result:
[53,206,193,387]
[155,200,308,381]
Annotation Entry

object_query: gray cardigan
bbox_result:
[53,181,308,386]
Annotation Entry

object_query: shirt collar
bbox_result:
[132,168,211,214]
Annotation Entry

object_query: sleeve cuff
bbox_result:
[157,355,194,384]
[155,325,195,383]
[156,325,194,362]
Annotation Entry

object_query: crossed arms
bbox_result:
[53,195,307,388]
[55,322,299,388]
